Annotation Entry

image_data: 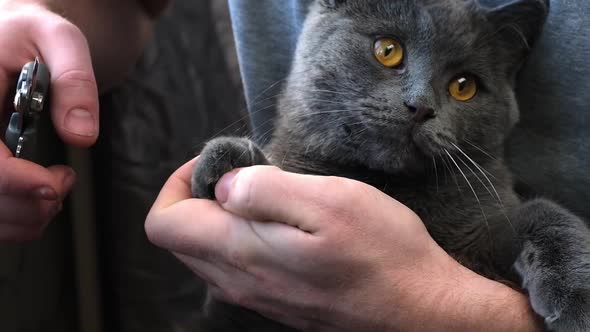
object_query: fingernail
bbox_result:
[64,109,96,137]
[34,186,58,200]
[215,170,239,203]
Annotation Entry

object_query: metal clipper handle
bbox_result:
[4,58,50,161]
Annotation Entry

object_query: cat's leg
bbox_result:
[510,199,590,332]
[192,136,270,199]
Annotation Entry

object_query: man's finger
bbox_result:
[0,144,74,199]
[151,157,198,210]
[214,166,372,232]
[0,194,62,226]
[145,198,235,260]
[32,15,99,147]
[146,158,317,267]
[46,164,77,199]
[147,157,239,261]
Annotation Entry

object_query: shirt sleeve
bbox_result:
[228,0,312,143]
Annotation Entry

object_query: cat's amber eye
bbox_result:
[374,38,404,68]
[448,75,478,101]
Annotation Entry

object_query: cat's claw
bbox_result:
[191,137,269,200]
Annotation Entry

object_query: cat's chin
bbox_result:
[410,126,450,160]
[357,143,429,176]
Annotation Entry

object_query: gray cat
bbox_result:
[191,0,590,331]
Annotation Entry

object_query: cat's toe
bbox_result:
[523,269,590,332]
[545,290,590,332]
[191,137,268,200]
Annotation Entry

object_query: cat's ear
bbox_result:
[319,0,346,9]
[482,0,549,50]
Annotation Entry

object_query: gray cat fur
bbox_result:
[192,0,590,331]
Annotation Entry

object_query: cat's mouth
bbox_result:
[410,124,440,157]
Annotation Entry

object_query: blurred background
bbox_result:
[0,1,249,331]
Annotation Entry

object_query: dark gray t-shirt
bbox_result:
[228,0,590,220]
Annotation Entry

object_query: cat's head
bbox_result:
[279,0,548,173]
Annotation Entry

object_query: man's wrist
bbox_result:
[433,266,544,332]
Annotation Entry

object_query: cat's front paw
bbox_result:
[513,199,590,331]
[191,137,269,200]
[518,254,590,332]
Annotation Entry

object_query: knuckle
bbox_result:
[42,18,84,42]
[226,246,244,269]
[313,176,381,231]
[1,12,26,32]
[231,166,282,213]
[2,3,44,21]
[144,211,164,245]
[319,176,364,213]
[37,19,97,86]
[52,68,97,93]
[231,166,268,210]
[225,241,251,273]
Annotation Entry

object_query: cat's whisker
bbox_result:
[249,77,291,105]
[437,153,449,186]
[251,102,362,133]
[291,98,364,107]
[274,111,368,148]
[351,127,370,140]
[451,147,497,202]
[444,149,491,234]
[294,88,357,96]
[461,139,536,195]
[452,150,505,237]
[441,153,462,194]
[451,143,516,234]
[247,66,333,103]
[202,101,282,146]
[432,155,439,194]
[343,120,371,127]
[462,139,500,162]
[452,143,503,205]
[317,115,365,129]
[265,111,370,167]
[247,116,282,146]
[291,108,369,117]
[201,64,365,147]
[278,131,298,169]
[249,82,362,108]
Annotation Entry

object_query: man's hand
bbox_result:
[0,1,98,241]
[146,159,543,331]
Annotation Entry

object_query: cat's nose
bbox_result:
[404,102,436,123]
